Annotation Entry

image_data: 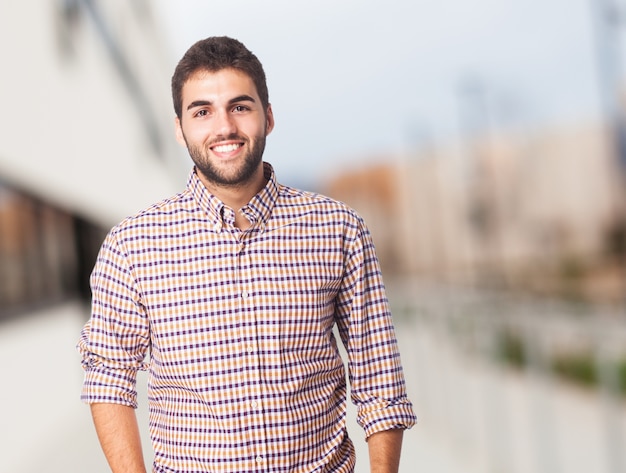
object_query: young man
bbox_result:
[78,36,416,473]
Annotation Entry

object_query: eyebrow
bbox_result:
[186,95,257,111]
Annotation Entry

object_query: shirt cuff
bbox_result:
[357,398,418,439]
[80,365,139,408]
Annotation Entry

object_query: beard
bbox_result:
[185,133,267,188]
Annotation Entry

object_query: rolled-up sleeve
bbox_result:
[335,216,417,439]
[77,230,150,408]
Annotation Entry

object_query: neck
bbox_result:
[198,165,267,228]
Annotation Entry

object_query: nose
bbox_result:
[214,109,237,138]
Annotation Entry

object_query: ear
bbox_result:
[174,116,186,146]
[265,104,275,136]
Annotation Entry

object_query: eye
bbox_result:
[232,105,249,113]
[195,109,209,117]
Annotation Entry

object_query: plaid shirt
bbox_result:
[78,163,416,473]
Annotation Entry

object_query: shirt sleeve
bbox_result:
[335,214,417,439]
[76,229,150,408]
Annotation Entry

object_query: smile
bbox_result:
[212,143,242,153]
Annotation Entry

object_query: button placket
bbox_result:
[237,237,268,469]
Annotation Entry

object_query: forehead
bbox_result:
[181,68,259,104]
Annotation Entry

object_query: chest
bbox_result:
[128,224,346,359]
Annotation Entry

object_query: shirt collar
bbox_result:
[186,162,279,232]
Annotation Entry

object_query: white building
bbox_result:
[327,121,626,302]
[0,0,184,314]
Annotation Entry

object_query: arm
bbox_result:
[77,232,150,470]
[91,403,147,473]
[334,214,416,462]
[367,428,404,473]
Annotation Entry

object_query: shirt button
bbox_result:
[256,455,264,463]
[241,291,249,299]
[247,345,254,353]
[250,400,258,408]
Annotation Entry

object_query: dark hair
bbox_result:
[171,36,269,119]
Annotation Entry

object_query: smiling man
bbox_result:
[175,67,274,229]
[78,36,416,473]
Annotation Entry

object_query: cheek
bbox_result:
[181,124,211,146]
[243,119,269,139]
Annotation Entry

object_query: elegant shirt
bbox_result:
[78,162,416,473]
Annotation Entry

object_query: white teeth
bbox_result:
[213,143,239,153]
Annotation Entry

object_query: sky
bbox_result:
[153,0,618,188]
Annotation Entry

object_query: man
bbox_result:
[78,36,416,473]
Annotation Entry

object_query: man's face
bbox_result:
[175,68,274,187]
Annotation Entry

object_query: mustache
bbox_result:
[207,134,246,146]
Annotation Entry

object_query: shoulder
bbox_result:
[274,183,368,236]
[107,188,195,240]
[278,184,361,220]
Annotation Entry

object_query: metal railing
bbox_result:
[390,281,626,473]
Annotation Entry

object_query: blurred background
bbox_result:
[1,0,625,471]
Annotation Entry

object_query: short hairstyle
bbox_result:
[171,36,269,119]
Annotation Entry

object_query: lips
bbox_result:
[209,141,245,159]
[212,143,241,153]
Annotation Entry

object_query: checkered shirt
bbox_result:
[78,162,416,472]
